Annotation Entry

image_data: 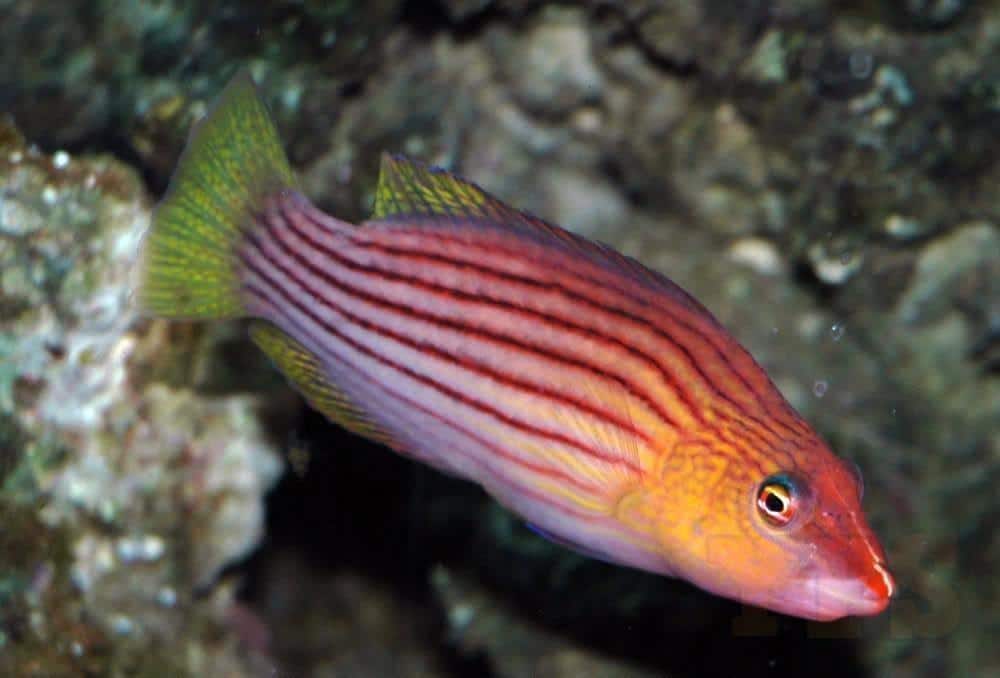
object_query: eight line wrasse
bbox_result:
[135,71,895,621]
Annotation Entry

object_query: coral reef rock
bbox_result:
[0,119,283,677]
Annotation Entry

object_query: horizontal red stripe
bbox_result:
[240,226,642,478]
[283,208,701,426]
[355,221,809,440]
[245,278,608,502]
[272,212,774,481]
[285,205,800,458]
[270,207,679,436]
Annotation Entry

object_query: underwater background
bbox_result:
[1,1,997,676]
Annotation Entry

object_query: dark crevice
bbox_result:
[400,0,512,37]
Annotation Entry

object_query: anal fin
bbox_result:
[250,321,397,448]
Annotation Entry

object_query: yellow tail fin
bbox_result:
[135,70,296,319]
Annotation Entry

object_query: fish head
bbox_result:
[646,435,894,621]
[739,446,894,621]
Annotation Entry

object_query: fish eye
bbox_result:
[756,476,797,527]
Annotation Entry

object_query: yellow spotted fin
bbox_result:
[249,322,397,449]
[135,69,296,320]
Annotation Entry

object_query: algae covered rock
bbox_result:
[0,119,283,677]
[0,0,402,181]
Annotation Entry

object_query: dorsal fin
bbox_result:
[249,321,397,449]
[372,153,581,247]
[371,154,711,314]
[373,153,495,220]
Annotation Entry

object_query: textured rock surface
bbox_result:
[2,1,997,676]
[0,121,284,677]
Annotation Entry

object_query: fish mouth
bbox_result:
[777,562,896,621]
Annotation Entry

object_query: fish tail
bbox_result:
[134,69,296,319]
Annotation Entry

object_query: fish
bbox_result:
[135,71,895,621]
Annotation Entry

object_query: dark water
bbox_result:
[1,2,996,676]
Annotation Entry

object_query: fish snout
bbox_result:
[821,559,895,617]
[842,513,895,612]
[863,558,896,605]
[787,511,895,619]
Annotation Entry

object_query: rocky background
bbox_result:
[1,1,997,676]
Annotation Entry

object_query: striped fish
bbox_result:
[136,71,894,621]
